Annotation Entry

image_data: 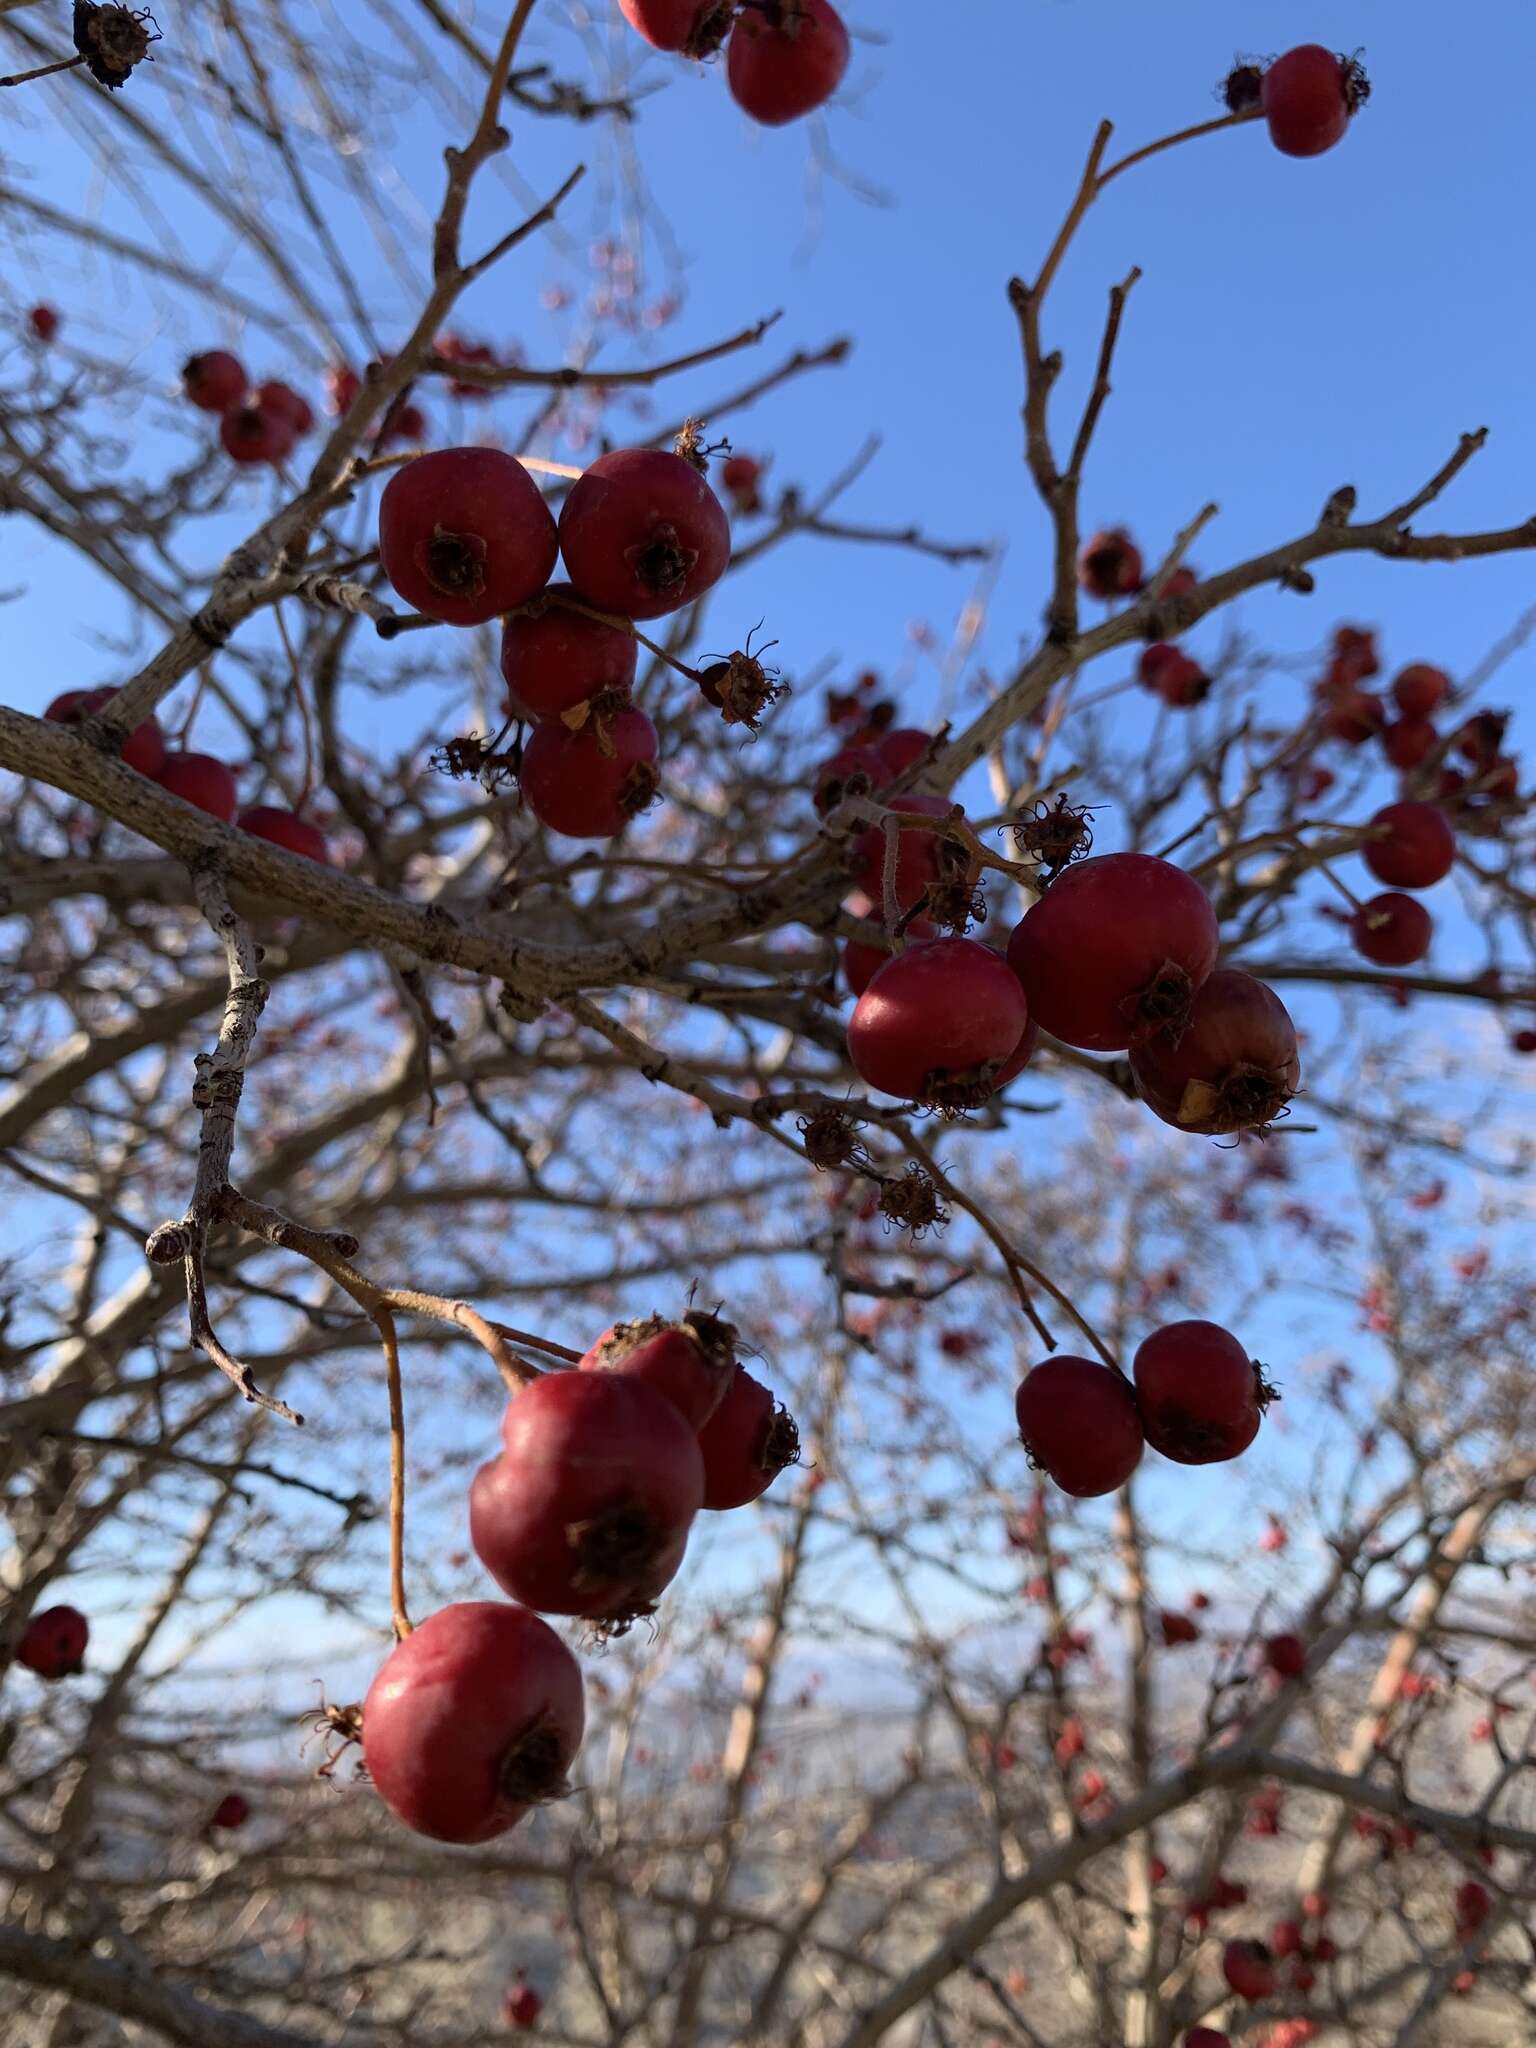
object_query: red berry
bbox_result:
[45,686,165,777]
[155,751,239,822]
[618,0,733,55]
[847,938,1029,1109]
[1160,1610,1200,1646]
[874,727,931,779]
[1015,1357,1144,1498]
[387,401,427,444]
[1350,892,1432,967]
[1006,853,1219,1053]
[1455,709,1508,767]
[1077,528,1143,599]
[437,334,498,397]
[1392,662,1450,718]
[503,1978,544,2029]
[1311,1935,1338,1963]
[851,793,978,916]
[1183,2031,1231,2048]
[220,403,296,467]
[815,743,886,817]
[326,363,362,413]
[1221,1938,1276,2002]
[1129,969,1299,1136]
[578,1310,738,1430]
[697,1366,801,1509]
[1453,1878,1490,1933]
[1139,645,1209,708]
[474,1373,703,1624]
[362,1601,584,1843]
[557,449,729,622]
[16,1604,89,1680]
[1512,1027,1536,1055]
[44,689,95,724]
[1261,46,1365,158]
[842,909,936,999]
[499,586,637,721]
[726,0,850,126]
[1270,1919,1303,1958]
[1161,565,1199,600]
[1301,1892,1330,1921]
[1363,801,1455,889]
[721,451,763,512]
[237,805,329,863]
[183,350,247,412]
[518,705,660,839]
[993,1014,1041,1088]
[1382,717,1438,770]
[1133,1320,1265,1466]
[210,1792,250,1830]
[256,380,314,436]
[1263,1632,1308,1680]
[1323,688,1386,745]
[28,304,59,342]
[379,448,557,627]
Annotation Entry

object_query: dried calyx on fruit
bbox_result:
[72,1,158,88]
[696,631,784,730]
[578,1310,739,1430]
[1013,795,1094,881]
[877,1164,949,1236]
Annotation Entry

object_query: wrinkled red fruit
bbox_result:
[210,1792,250,1829]
[1078,528,1143,599]
[618,0,733,55]
[1261,45,1366,158]
[842,908,936,999]
[848,938,1028,1110]
[578,1310,738,1430]
[815,743,886,817]
[379,448,557,627]
[1222,1938,1276,2001]
[503,1978,544,2030]
[557,448,729,621]
[1382,717,1438,771]
[475,1373,703,1623]
[1363,801,1455,889]
[1015,1357,1144,1498]
[1323,688,1386,745]
[726,0,850,125]
[1392,662,1450,718]
[155,751,239,822]
[237,805,329,863]
[697,1365,801,1509]
[500,585,637,720]
[45,686,166,777]
[16,1604,89,1679]
[1263,1632,1308,1680]
[518,706,660,838]
[363,1601,584,1843]
[1006,853,1219,1053]
[1133,1320,1266,1466]
[851,793,978,916]
[1129,969,1300,1135]
[184,349,247,412]
[220,403,296,467]
[1351,892,1432,967]
[256,380,314,436]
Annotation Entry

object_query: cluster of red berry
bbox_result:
[363,1312,797,1843]
[619,1,849,128]
[182,349,315,467]
[378,439,731,837]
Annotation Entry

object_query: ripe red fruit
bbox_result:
[618,0,732,54]
[326,363,361,413]
[1160,1610,1200,1646]
[1221,1938,1276,2002]
[1006,853,1219,1053]
[474,1373,703,1623]
[1015,1357,1144,1498]
[848,938,1029,1109]
[1512,1027,1536,1055]
[28,304,59,342]
[1261,46,1366,158]
[1453,1878,1491,1933]
[726,0,850,125]
[851,793,978,916]
[720,452,764,515]
[1263,1632,1308,1680]
[875,727,931,779]
[1330,623,1380,681]
[1363,801,1455,889]
[1392,662,1450,718]
[499,586,637,721]
[696,1366,800,1509]
[993,1014,1041,1088]
[1133,1320,1266,1466]
[518,705,660,839]
[1323,688,1386,744]
[45,686,166,777]
[210,1792,250,1830]
[1382,717,1438,771]
[256,380,315,436]
[16,1604,89,1680]
[1129,969,1299,1136]
[237,806,329,863]
[220,403,296,467]
[1301,1892,1330,1921]
[437,335,497,397]
[1139,645,1209,708]
[578,1311,738,1431]
[815,743,886,817]
[183,349,247,411]
[1270,1919,1303,1959]
[557,448,729,621]
[1350,892,1432,967]
[503,1977,544,2029]
[155,751,239,822]
[1077,528,1143,599]
[379,448,557,627]
[363,1601,584,1843]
